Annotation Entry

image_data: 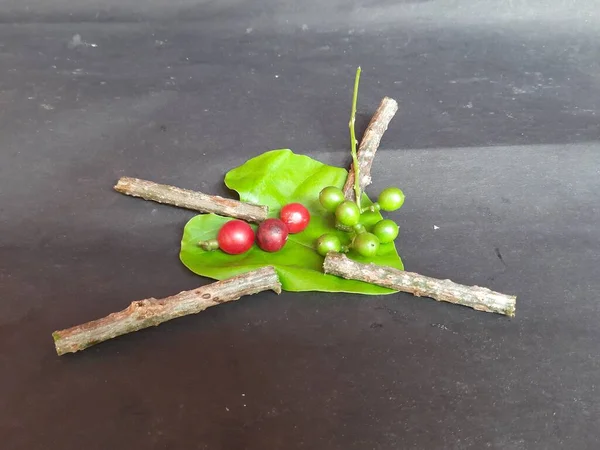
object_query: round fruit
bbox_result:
[372,219,399,244]
[280,203,310,234]
[335,201,361,227]
[378,187,405,211]
[319,186,345,212]
[217,220,255,255]
[256,218,289,252]
[316,234,342,256]
[353,232,380,257]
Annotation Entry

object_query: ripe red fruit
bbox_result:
[217,220,255,255]
[257,218,289,252]
[280,203,311,234]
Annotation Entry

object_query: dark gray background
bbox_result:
[1,1,599,449]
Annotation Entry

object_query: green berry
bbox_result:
[319,186,345,212]
[378,187,405,211]
[353,232,380,257]
[372,219,399,244]
[335,201,361,227]
[316,234,342,256]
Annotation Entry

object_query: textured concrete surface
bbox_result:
[1,1,599,449]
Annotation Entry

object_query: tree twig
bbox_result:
[52,267,281,355]
[343,97,399,201]
[323,253,516,317]
[114,177,268,223]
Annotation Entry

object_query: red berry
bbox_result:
[217,220,255,255]
[257,218,289,252]
[280,203,311,234]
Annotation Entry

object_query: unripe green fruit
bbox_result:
[353,232,380,257]
[316,234,342,256]
[372,219,399,244]
[319,186,345,212]
[335,201,361,227]
[378,187,405,211]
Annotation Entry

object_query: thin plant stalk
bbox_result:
[349,66,362,209]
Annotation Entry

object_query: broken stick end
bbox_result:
[504,300,517,318]
[113,176,133,193]
[382,96,398,107]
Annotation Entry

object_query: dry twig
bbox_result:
[323,253,516,317]
[114,177,268,222]
[343,97,399,201]
[52,267,281,355]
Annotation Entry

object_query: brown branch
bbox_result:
[323,253,516,317]
[114,177,268,223]
[343,96,399,201]
[52,267,281,355]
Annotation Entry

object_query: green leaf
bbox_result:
[180,149,403,294]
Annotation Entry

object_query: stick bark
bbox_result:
[52,267,281,355]
[114,177,268,223]
[343,97,399,201]
[323,253,516,317]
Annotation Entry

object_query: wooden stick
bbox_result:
[52,267,281,355]
[323,253,516,317]
[343,97,399,201]
[114,177,268,223]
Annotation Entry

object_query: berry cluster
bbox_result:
[199,203,311,255]
[315,186,404,257]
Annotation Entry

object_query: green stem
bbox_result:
[349,66,362,209]
[198,239,219,251]
[361,203,381,214]
[335,222,353,233]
